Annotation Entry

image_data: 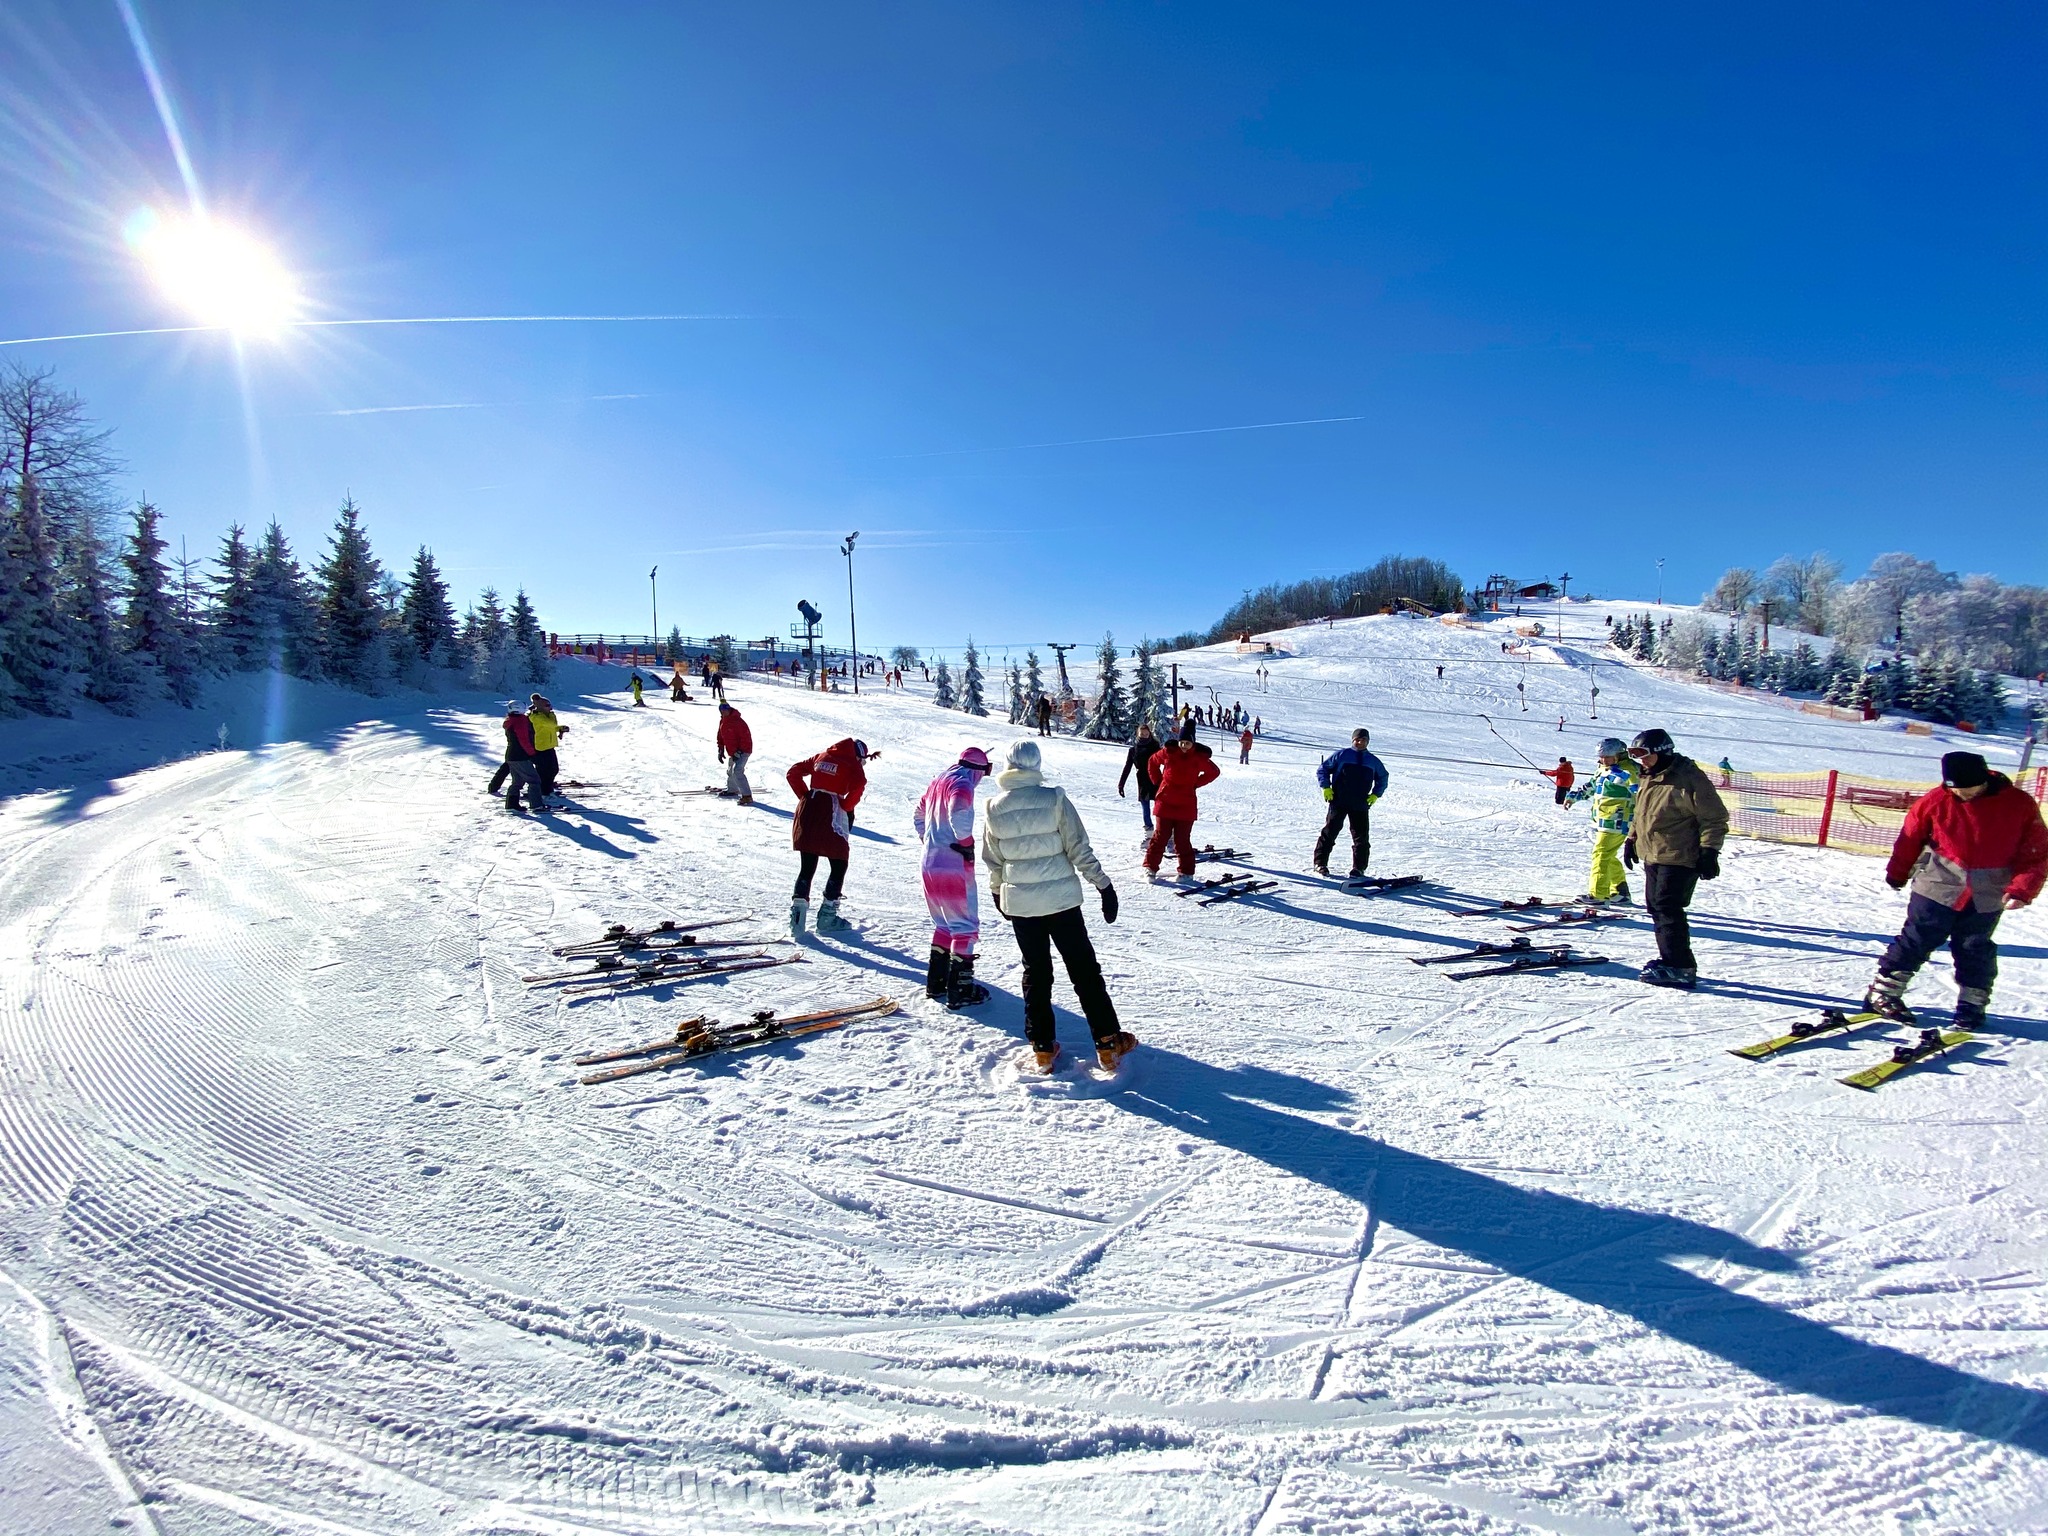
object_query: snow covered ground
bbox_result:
[2,610,2044,1535]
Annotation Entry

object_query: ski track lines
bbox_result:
[0,627,2044,1533]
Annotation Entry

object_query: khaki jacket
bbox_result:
[1631,754,1728,868]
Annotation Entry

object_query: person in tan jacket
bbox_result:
[1623,727,1729,989]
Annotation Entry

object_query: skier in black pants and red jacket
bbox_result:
[495,702,547,813]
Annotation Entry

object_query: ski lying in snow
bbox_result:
[1506,908,1615,933]
[560,954,803,995]
[1451,896,1550,918]
[524,939,786,984]
[670,787,739,797]
[1839,1028,1976,1090]
[1345,874,1424,893]
[1445,951,1607,981]
[577,998,898,1084]
[1729,1008,1887,1061]
[1176,872,1257,897]
[553,918,746,956]
[1413,936,1545,966]
[1193,846,1250,863]
[1200,880,1280,906]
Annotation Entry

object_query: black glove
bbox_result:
[1623,837,1638,870]
[1695,847,1720,881]
[1887,876,1908,891]
[949,840,974,862]
[1100,884,1119,924]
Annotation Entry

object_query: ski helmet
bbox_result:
[1597,736,1628,759]
[1630,728,1675,757]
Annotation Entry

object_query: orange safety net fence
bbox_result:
[1716,765,2048,855]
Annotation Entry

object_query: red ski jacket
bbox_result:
[787,740,868,860]
[1886,775,2047,910]
[501,711,536,760]
[716,710,753,756]
[1147,741,1220,821]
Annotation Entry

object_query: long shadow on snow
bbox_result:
[801,930,930,989]
[1107,1047,2048,1456]
[546,801,657,846]
[530,811,638,860]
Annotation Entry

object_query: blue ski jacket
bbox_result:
[1317,746,1388,810]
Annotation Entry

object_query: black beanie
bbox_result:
[1178,719,1197,743]
[1941,751,1990,789]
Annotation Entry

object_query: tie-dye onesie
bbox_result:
[914,763,984,955]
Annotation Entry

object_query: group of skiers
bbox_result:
[491,694,566,813]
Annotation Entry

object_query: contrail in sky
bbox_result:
[0,315,752,348]
[890,413,1366,458]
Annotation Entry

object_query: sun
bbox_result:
[126,209,299,336]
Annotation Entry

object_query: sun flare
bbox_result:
[126,209,299,336]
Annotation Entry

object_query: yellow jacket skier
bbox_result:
[1564,738,1638,905]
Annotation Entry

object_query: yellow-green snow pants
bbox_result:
[1590,829,1628,899]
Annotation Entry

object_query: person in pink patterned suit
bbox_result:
[915,747,994,1009]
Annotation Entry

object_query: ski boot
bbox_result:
[1312,862,1331,878]
[1953,986,1989,1031]
[1862,968,1916,1023]
[925,947,950,1001]
[1610,880,1632,907]
[814,899,852,934]
[1031,1044,1062,1073]
[945,954,989,1011]
[1094,1030,1139,1071]
[737,795,754,807]
[788,899,809,939]
[1638,961,1697,990]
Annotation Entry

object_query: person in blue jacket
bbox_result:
[1314,728,1389,878]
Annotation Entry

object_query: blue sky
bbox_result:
[1,2,2042,653]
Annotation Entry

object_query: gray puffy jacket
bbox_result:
[983,765,1109,919]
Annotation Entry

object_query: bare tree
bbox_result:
[1761,552,1841,633]
[1703,566,1759,615]
[0,364,122,541]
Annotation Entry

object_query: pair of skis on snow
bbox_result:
[575,997,898,1084]
[1179,872,1282,905]
[1452,898,1620,934]
[1728,1007,1976,1089]
[552,918,747,957]
[1413,938,1609,981]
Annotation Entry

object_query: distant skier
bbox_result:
[1036,695,1054,736]
[981,738,1133,1073]
[1238,726,1254,764]
[1539,756,1575,805]
[914,747,994,1008]
[707,659,727,701]
[669,665,690,703]
[1623,728,1728,989]
[528,694,565,798]
[1117,720,1160,833]
[497,701,548,814]
[715,701,754,804]
[1717,756,1734,787]
[1863,751,2046,1027]
[1145,721,1220,881]
[786,738,870,936]
[1564,739,1638,905]
[1313,728,1388,879]
[629,672,646,707]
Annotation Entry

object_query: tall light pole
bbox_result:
[649,566,659,648]
[841,532,860,695]
[1656,558,1665,607]
[1558,571,1571,642]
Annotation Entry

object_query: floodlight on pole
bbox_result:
[841,531,860,695]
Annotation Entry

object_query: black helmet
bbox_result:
[1630,728,1675,756]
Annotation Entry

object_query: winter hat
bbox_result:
[959,746,992,770]
[1942,751,1990,789]
[853,739,871,760]
[1178,719,1197,743]
[718,701,732,712]
[1006,739,1042,772]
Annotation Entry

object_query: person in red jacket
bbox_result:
[1145,722,1221,881]
[1540,757,1575,805]
[496,702,548,814]
[1865,751,2048,1028]
[715,702,754,804]
[787,738,870,935]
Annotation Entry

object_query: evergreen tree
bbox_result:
[0,472,68,713]
[1970,669,2008,729]
[58,524,136,709]
[508,588,550,684]
[399,546,459,666]
[1007,660,1024,724]
[932,656,957,709]
[249,521,314,675]
[711,633,740,673]
[1133,639,1161,731]
[466,587,513,688]
[961,638,987,716]
[1611,616,1635,653]
[1734,625,1761,686]
[1024,650,1043,708]
[1632,614,1658,663]
[1696,630,1720,678]
[315,497,387,689]
[122,499,200,705]
[209,525,263,671]
[666,625,684,663]
[1785,638,1820,693]
[1850,671,1878,715]
[1083,632,1129,740]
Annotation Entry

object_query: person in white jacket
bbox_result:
[982,739,1136,1073]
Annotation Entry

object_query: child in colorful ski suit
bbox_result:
[1564,740,1639,904]
[913,748,994,1007]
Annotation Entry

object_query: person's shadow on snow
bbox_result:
[1099,1047,2048,1458]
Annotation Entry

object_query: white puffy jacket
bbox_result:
[982,765,1109,919]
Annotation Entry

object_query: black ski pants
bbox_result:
[534,748,560,794]
[1881,894,1999,992]
[488,760,510,795]
[1313,803,1370,875]
[794,853,847,901]
[1010,906,1120,1051]
[1644,863,1700,970]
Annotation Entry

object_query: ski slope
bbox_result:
[1,611,2044,1535]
